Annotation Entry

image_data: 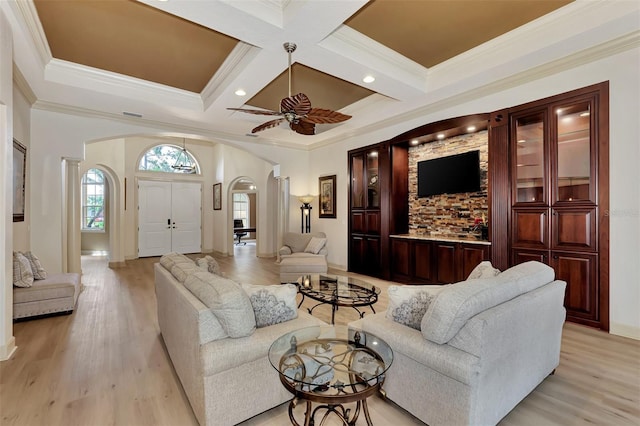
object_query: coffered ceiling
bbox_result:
[7,0,633,149]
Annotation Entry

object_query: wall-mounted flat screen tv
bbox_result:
[417,150,481,197]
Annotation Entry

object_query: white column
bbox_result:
[65,158,82,274]
[276,177,290,262]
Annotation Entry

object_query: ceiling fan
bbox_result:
[227,42,352,136]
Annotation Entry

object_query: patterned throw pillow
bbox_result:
[466,261,501,280]
[23,251,47,280]
[385,285,446,330]
[242,284,298,328]
[13,252,34,288]
[304,237,327,254]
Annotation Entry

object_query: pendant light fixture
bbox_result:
[172,138,195,173]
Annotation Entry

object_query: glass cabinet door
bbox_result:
[366,150,380,208]
[351,154,365,208]
[555,102,593,203]
[514,111,546,203]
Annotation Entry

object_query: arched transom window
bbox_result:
[138,144,200,174]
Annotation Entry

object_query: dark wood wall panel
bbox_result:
[488,110,510,271]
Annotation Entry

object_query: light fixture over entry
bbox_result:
[172,138,195,173]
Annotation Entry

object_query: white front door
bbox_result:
[138,180,201,257]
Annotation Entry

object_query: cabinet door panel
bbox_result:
[552,208,596,251]
[349,236,365,272]
[366,211,380,235]
[414,241,433,282]
[552,252,598,322]
[512,249,548,265]
[351,212,365,234]
[512,208,548,249]
[365,238,381,275]
[460,244,490,281]
[435,243,457,284]
[351,154,365,209]
[391,239,411,278]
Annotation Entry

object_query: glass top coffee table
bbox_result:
[268,325,393,426]
[295,274,380,324]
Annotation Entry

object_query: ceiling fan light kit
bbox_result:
[227,42,352,136]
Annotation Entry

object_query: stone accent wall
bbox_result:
[408,131,488,240]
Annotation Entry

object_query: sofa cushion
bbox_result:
[466,261,500,280]
[160,252,192,271]
[171,260,200,283]
[22,251,48,280]
[13,273,80,303]
[304,237,327,254]
[184,271,256,338]
[421,261,555,344]
[242,284,298,327]
[13,252,34,288]
[386,285,446,330]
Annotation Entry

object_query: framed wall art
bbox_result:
[13,139,26,222]
[213,183,222,210]
[318,174,336,218]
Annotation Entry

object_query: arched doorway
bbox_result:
[228,177,258,256]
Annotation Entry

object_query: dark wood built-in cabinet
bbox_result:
[491,81,609,331]
[390,237,490,284]
[348,144,408,279]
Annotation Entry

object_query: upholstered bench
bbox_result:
[279,256,328,283]
[13,273,81,320]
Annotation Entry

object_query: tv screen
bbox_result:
[417,150,481,197]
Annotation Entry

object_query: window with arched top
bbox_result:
[82,168,105,231]
[138,144,200,174]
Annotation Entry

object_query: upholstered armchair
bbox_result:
[278,232,328,259]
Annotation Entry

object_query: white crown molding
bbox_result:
[44,59,204,111]
[13,63,37,105]
[308,31,640,151]
[15,0,51,67]
[319,25,428,93]
[201,42,261,110]
[31,99,310,151]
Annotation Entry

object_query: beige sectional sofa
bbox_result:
[154,253,325,426]
[350,261,566,426]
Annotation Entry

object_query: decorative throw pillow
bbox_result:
[242,283,298,328]
[385,285,446,330]
[196,255,222,276]
[13,252,34,288]
[22,251,47,280]
[304,237,327,254]
[467,261,501,280]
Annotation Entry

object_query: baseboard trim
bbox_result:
[328,263,347,271]
[610,323,640,340]
[0,337,17,362]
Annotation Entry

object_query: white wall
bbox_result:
[0,8,15,360]
[12,87,29,252]
[309,47,640,339]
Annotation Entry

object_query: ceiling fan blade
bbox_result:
[252,118,286,133]
[290,120,315,135]
[303,108,352,124]
[227,107,282,116]
[281,93,312,116]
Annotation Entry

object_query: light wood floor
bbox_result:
[1,244,639,426]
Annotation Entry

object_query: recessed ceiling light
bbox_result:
[437,134,445,139]
[235,89,246,96]
[411,139,419,145]
[467,126,476,132]
[362,75,375,83]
